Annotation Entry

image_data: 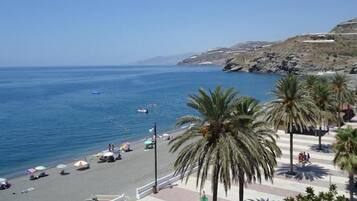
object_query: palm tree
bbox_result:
[169,86,243,201]
[331,74,353,128]
[231,97,281,201]
[266,75,317,175]
[333,126,357,201]
[311,81,335,150]
[304,75,319,95]
[169,87,281,201]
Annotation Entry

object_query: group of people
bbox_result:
[298,152,311,164]
[108,143,115,152]
[0,181,11,190]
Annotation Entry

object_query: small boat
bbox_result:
[137,108,149,113]
[91,90,101,95]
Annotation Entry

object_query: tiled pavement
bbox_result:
[140,124,357,201]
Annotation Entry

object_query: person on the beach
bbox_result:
[307,153,311,163]
[108,144,112,151]
[298,152,302,163]
[200,190,208,201]
[111,144,115,152]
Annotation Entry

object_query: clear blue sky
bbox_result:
[0,0,356,66]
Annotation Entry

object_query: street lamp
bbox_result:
[151,123,158,194]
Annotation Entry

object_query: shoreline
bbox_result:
[0,127,187,201]
[2,126,186,180]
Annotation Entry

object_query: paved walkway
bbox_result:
[140,123,357,201]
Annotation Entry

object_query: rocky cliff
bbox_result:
[178,41,275,65]
[224,18,357,74]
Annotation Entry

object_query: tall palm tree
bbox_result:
[266,75,317,175]
[333,126,357,201]
[169,86,244,201]
[169,87,281,201]
[311,82,335,150]
[331,74,353,128]
[231,97,281,201]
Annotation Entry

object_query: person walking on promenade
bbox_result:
[200,190,208,201]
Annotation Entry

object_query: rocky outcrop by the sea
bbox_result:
[223,18,357,75]
[178,41,275,66]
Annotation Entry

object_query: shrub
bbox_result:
[284,185,348,201]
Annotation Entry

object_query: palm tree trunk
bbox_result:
[212,163,220,201]
[289,130,295,174]
[239,173,244,201]
[338,93,342,129]
[212,178,218,201]
[318,116,322,150]
[349,172,354,201]
[318,126,322,150]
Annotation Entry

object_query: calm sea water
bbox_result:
[0,66,280,177]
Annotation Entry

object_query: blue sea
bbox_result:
[0,65,280,177]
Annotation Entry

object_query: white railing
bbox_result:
[135,167,198,200]
[86,194,126,201]
[112,194,126,201]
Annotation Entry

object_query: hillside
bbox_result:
[224,18,357,74]
[134,53,195,65]
[178,41,275,65]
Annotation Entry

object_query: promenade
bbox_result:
[140,122,357,201]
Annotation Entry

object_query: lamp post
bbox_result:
[152,123,158,194]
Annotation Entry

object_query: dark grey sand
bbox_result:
[0,130,185,201]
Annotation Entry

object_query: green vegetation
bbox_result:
[306,76,335,150]
[333,126,357,201]
[266,75,317,174]
[303,74,355,148]
[169,87,281,201]
[169,74,357,200]
[284,185,348,201]
[331,74,354,128]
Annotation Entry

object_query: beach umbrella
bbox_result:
[35,166,47,171]
[162,133,170,140]
[74,160,88,167]
[122,142,130,151]
[26,168,37,174]
[56,164,67,169]
[103,152,114,157]
[144,139,153,145]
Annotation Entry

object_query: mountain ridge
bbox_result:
[224,18,357,74]
[179,18,357,75]
[178,41,275,66]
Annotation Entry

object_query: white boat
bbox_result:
[137,108,148,113]
[91,90,101,95]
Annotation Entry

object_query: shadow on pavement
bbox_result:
[276,163,329,181]
[309,144,334,153]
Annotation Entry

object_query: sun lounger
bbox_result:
[59,169,69,175]
[0,182,11,190]
[21,187,35,194]
[98,156,107,163]
[29,175,39,180]
[38,172,48,178]
[107,156,115,163]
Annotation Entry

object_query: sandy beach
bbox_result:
[0,129,185,201]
